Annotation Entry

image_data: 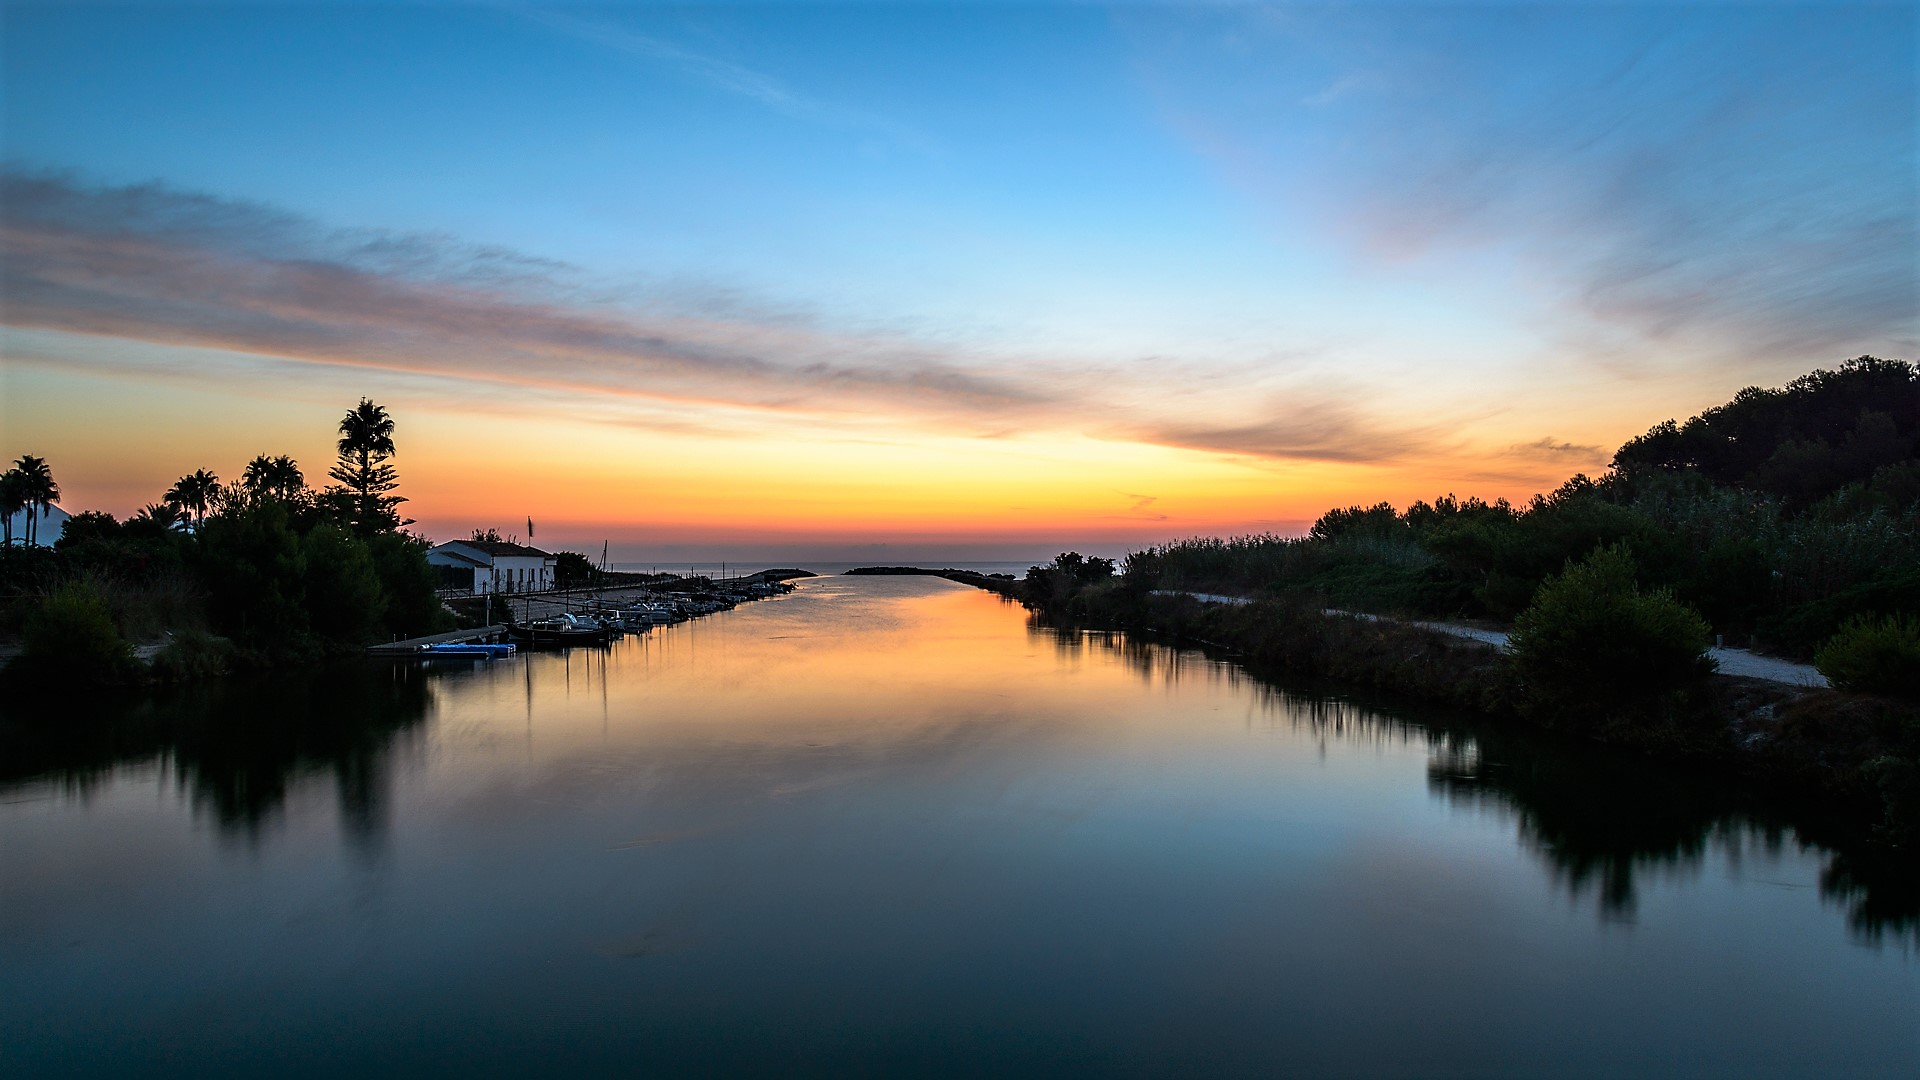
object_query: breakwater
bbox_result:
[844,565,1024,598]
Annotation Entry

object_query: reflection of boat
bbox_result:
[419,642,517,658]
[506,614,613,646]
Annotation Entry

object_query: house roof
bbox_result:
[434,539,554,560]
[426,548,490,568]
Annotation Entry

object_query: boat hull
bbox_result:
[505,623,613,647]
[419,642,517,658]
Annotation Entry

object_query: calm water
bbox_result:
[3,576,1915,1077]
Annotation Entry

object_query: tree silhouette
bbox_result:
[1613,356,1918,502]
[13,455,60,546]
[164,469,220,528]
[327,398,406,534]
[133,502,183,530]
[0,469,24,547]
[242,454,305,500]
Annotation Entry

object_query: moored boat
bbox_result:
[505,613,614,646]
[419,642,517,658]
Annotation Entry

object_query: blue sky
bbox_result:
[1,1,1914,554]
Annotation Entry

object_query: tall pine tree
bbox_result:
[326,398,407,533]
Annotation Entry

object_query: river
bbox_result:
[2,575,1915,1076]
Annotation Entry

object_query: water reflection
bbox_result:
[1044,618,1920,949]
[1,663,433,848]
[4,600,1914,958]
[3,579,1914,1077]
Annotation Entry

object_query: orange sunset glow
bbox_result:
[3,2,1910,564]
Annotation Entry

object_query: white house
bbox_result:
[427,539,558,595]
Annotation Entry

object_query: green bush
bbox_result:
[19,580,135,681]
[301,524,386,645]
[367,531,449,638]
[1507,544,1715,725]
[1815,615,1920,699]
[193,500,311,653]
[149,629,237,682]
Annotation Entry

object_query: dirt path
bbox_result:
[1157,590,1829,688]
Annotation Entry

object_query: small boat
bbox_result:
[419,642,517,658]
[621,603,677,625]
[506,613,613,646]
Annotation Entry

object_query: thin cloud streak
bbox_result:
[1130,400,1453,465]
[1507,436,1605,461]
[1,170,1445,468]
[1135,6,1917,369]
[506,4,940,155]
[0,171,1046,421]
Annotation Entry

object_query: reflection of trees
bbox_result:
[1,663,433,847]
[1438,733,1920,948]
[1427,730,1770,919]
[1050,615,1920,949]
[1033,619,1440,750]
[1817,846,1920,948]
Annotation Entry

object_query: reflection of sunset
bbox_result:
[428,576,1420,811]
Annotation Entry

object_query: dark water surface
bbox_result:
[3,576,1915,1077]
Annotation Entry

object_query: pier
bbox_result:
[367,625,509,655]
[370,572,809,656]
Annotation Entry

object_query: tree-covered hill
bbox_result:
[1122,357,1920,659]
[1615,356,1918,507]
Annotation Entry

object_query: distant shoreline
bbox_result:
[844,566,1025,597]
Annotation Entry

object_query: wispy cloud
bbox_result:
[1300,71,1384,109]
[0,171,1039,420]
[505,4,938,155]
[1,170,1448,467]
[1507,436,1604,461]
[1128,396,1452,465]
[1137,6,1918,368]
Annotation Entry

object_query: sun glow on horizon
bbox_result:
[3,334,1614,558]
[2,4,1910,557]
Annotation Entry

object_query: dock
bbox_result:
[369,573,810,658]
[367,625,509,656]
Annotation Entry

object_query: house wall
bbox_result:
[486,556,555,594]
[428,544,558,595]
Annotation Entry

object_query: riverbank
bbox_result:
[952,575,1919,843]
[2,565,818,685]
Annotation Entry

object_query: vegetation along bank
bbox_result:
[992,359,1920,843]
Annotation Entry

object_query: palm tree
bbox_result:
[336,399,396,461]
[327,398,406,533]
[13,455,60,546]
[164,469,220,528]
[133,502,183,531]
[242,454,305,500]
[0,469,25,547]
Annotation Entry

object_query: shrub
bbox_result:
[301,524,386,645]
[1024,552,1116,610]
[149,629,237,682]
[366,531,449,638]
[193,500,311,653]
[19,579,135,681]
[1507,544,1715,726]
[1815,615,1920,699]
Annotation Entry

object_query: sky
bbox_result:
[2,1,1914,563]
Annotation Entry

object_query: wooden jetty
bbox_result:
[368,625,509,656]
